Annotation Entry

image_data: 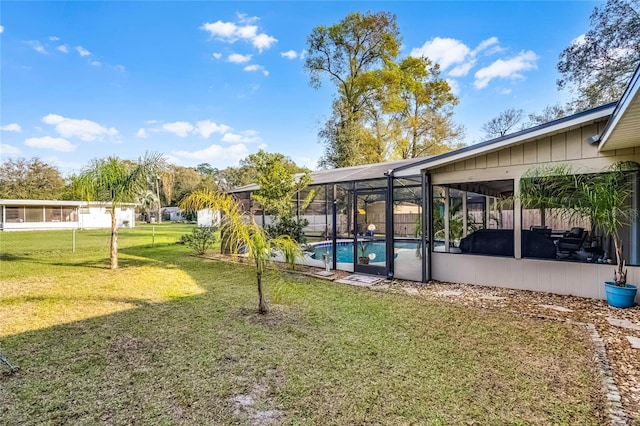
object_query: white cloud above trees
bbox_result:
[25,136,75,152]
[410,36,536,91]
[228,53,252,63]
[1,123,22,132]
[474,50,538,89]
[162,121,194,138]
[42,114,119,141]
[173,143,249,164]
[200,14,277,52]
[0,144,21,156]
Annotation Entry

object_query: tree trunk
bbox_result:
[110,207,118,269]
[613,236,626,286]
[256,260,267,314]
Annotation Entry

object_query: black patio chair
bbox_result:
[556,227,588,258]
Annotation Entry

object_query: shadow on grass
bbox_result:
[0,253,31,262]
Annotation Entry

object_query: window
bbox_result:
[432,180,514,256]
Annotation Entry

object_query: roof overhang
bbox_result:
[394,103,615,177]
[0,200,139,207]
[597,64,640,152]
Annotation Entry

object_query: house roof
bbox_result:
[228,156,428,192]
[0,199,138,207]
[393,102,616,177]
[597,63,640,152]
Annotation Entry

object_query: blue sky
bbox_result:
[0,1,600,175]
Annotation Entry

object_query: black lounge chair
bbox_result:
[556,227,588,258]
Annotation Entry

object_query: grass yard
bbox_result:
[0,226,607,424]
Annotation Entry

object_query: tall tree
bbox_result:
[74,152,166,269]
[171,166,203,206]
[481,108,525,139]
[244,150,313,242]
[305,11,401,168]
[0,158,65,199]
[388,57,464,159]
[159,171,175,207]
[557,0,640,111]
[526,104,567,127]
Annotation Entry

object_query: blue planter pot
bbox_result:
[604,282,638,308]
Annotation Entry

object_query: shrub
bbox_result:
[180,226,219,255]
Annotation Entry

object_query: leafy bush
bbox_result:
[266,216,309,243]
[180,226,219,255]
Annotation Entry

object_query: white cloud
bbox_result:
[242,65,269,76]
[90,60,102,67]
[75,46,91,56]
[236,12,259,24]
[42,114,119,141]
[445,79,460,96]
[221,130,261,144]
[201,21,237,38]
[26,40,47,54]
[1,123,22,132]
[162,121,194,138]
[25,136,75,152]
[410,36,504,78]
[136,128,148,138]
[236,25,258,40]
[474,50,539,89]
[114,64,126,72]
[49,36,60,41]
[281,50,298,59]
[472,37,500,55]
[0,26,4,34]
[200,16,277,53]
[173,143,249,163]
[195,120,232,138]
[449,61,475,78]
[410,37,470,70]
[499,88,513,95]
[252,33,277,52]
[212,52,222,59]
[0,144,21,156]
[57,44,69,53]
[228,53,252,63]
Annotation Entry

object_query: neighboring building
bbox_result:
[197,208,220,227]
[162,207,185,222]
[0,200,137,231]
[229,64,640,303]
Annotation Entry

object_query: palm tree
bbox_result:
[180,189,300,314]
[137,189,159,223]
[74,152,167,269]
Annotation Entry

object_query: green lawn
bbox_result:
[0,226,607,424]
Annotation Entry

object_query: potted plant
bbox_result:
[520,161,639,308]
[358,240,370,264]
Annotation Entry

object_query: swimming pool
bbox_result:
[309,240,419,264]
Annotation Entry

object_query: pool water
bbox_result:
[310,241,419,264]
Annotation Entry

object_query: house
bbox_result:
[0,199,137,231]
[229,64,640,303]
[162,207,185,222]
